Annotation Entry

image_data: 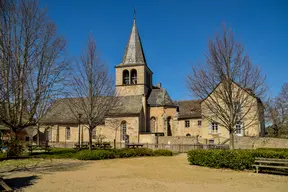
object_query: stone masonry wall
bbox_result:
[234,136,288,149]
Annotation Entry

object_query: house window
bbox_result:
[120,121,127,141]
[131,69,137,84]
[66,127,71,140]
[209,140,214,144]
[211,122,218,133]
[186,133,191,137]
[198,120,202,127]
[123,70,129,85]
[92,128,96,139]
[185,120,190,128]
[235,121,242,135]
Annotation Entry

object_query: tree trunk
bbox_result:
[229,132,235,149]
[273,126,279,137]
[114,139,116,149]
[37,125,40,145]
[88,128,92,151]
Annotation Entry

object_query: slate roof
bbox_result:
[177,100,202,119]
[40,95,143,124]
[147,88,175,106]
[118,19,146,66]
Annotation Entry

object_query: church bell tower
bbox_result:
[115,18,153,96]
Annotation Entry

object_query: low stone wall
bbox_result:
[234,136,288,149]
[158,136,197,145]
[139,134,156,143]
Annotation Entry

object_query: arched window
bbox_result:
[66,127,71,140]
[186,133,191,137]
[120,121,127,141]
[131,69,137,84]
[123,70,129,85]
[47,127,52,141]
[150,117,156,133]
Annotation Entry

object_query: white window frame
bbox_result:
[209,122,219,134]
[235,121,243,136]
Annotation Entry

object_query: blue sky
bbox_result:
[40,0,287,100]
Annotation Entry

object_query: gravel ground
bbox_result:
[2,154,288,192]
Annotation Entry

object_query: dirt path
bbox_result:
[2,154,288,192]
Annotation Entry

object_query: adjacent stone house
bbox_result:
[37,18,265,146]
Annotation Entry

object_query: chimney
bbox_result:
[157,82,162,88]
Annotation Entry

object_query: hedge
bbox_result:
[1,147,174,161]
[76,150,116,160]
[76,148,172,160]
[154,149,173,156]
[187,149,288,170]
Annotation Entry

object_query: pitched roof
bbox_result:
[147,88,174,106]
[177,100,202,119]
[201,79,263,104]
[119,19,146,66]
[40,95,143,124]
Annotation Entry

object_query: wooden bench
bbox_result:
[252,157,288,174]
[0,177,13,191]
[126,144,144,149]
[74,143,112,150]
[27,144,51,154]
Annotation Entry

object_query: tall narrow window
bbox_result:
[167,117,172,136]
[92,128,97,139]
[131,69,137,84]
[150,117,156,133]
[123,70,129,85]
[120,121,127,141]
[185,120,190,128]
[66,127,71,140]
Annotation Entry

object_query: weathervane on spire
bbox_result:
[134,6,136,20]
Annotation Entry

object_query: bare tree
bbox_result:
[186,25,266,149]
[0,0,67,137]
[106,118,121,149]
[68,35,117,150]
[266,83,288,136]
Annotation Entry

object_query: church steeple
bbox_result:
[115,16,153,97]
[121,18,146,65]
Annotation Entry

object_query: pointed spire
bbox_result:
[122,17,146,65]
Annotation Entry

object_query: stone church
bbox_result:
[39,18,265,146]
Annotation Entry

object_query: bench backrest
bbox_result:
[255,157,288,162]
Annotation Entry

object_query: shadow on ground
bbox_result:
[1,175,39,191]
[0,161,88,175]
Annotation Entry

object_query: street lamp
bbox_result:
[78,113,82,146]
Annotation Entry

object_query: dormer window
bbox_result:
[131,69,137,84]
[123,70,129,85]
